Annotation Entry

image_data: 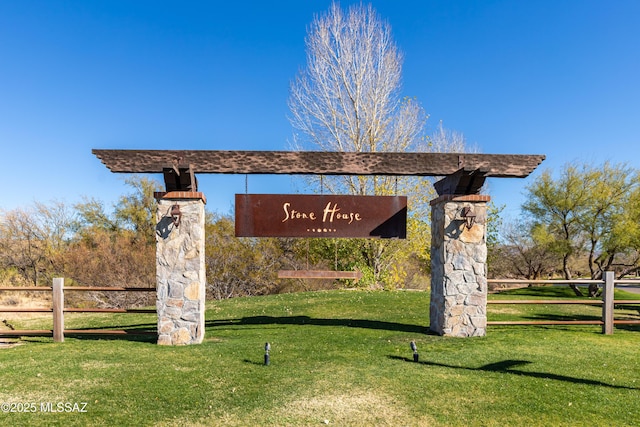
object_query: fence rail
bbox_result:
[2,273,639,341]
[487,271,640,334]
[0,278,156,342]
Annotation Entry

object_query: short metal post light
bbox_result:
[410,340,419,362]
[264,342,271,366]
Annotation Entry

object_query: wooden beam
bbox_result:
[189,164,197,191]
[93,150,545,178]
[278,270,363,281]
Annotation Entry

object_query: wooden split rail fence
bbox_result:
[1,272,639,342]
[0,278,156,342]
[487,271,640,334]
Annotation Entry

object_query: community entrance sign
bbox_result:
[235,194,407,238]
[93,149,544,343]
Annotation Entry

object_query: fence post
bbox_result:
[52,278,64,342]
[602,271,615,335]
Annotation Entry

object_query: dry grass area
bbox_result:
[0,293,51,347]
[487,283,530,293]
[0,291,51,307]
[274,390,434,426]
[159,389,436,427]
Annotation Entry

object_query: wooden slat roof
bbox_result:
[92,149,544,178]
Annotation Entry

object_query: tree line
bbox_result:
[2,161,639,302]
[489,162,640,296]
[0,176,429,302]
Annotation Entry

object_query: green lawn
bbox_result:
[0,289,639,426]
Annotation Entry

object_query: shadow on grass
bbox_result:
[62,322,157,343]
[616,324,640,332]
[492,287,588,298]
[208,315,428,334]
[64,333,157,343]
[388,356,638,390]
[494,285,639,300]
[614,303,640,320]
[65,330,156,342]
[521,312,640,331]
[0,322,158,343]
[523,313,602,322]
[243,358,268,366]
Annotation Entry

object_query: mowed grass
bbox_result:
[0,289,639,426]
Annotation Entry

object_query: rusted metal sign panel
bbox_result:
[235,194,407,238]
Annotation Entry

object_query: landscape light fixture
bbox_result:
[170,204,182,227]
[264,342,271,366]
[410,340,419,363]
[460,206,476,230]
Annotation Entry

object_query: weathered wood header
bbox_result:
[92,150,545,178]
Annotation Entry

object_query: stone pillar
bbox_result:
[429,195,490,337]
[155,191,207,345]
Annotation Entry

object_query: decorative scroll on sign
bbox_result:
[235,194,407,238]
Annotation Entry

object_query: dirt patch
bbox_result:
[160,389,435,427]
[279,391,424,426]
[488,307,524,315]
[488,283,530,293]
[0,338,22,349]
[241,391,430,426]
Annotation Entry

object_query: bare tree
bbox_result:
[288,2,427,196]
[205,215,284,299]
[0,202,74,286]
[0,208,47,285]
[288,3,471,287]
[430,120,477,153]
[494,221,559,280]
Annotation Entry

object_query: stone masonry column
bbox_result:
[429,195,490,337]
[155,191,207,345]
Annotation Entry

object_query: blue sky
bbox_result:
[1,0,639,219]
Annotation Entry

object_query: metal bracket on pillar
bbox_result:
[433,167,489,196]
[162,163,198,192]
